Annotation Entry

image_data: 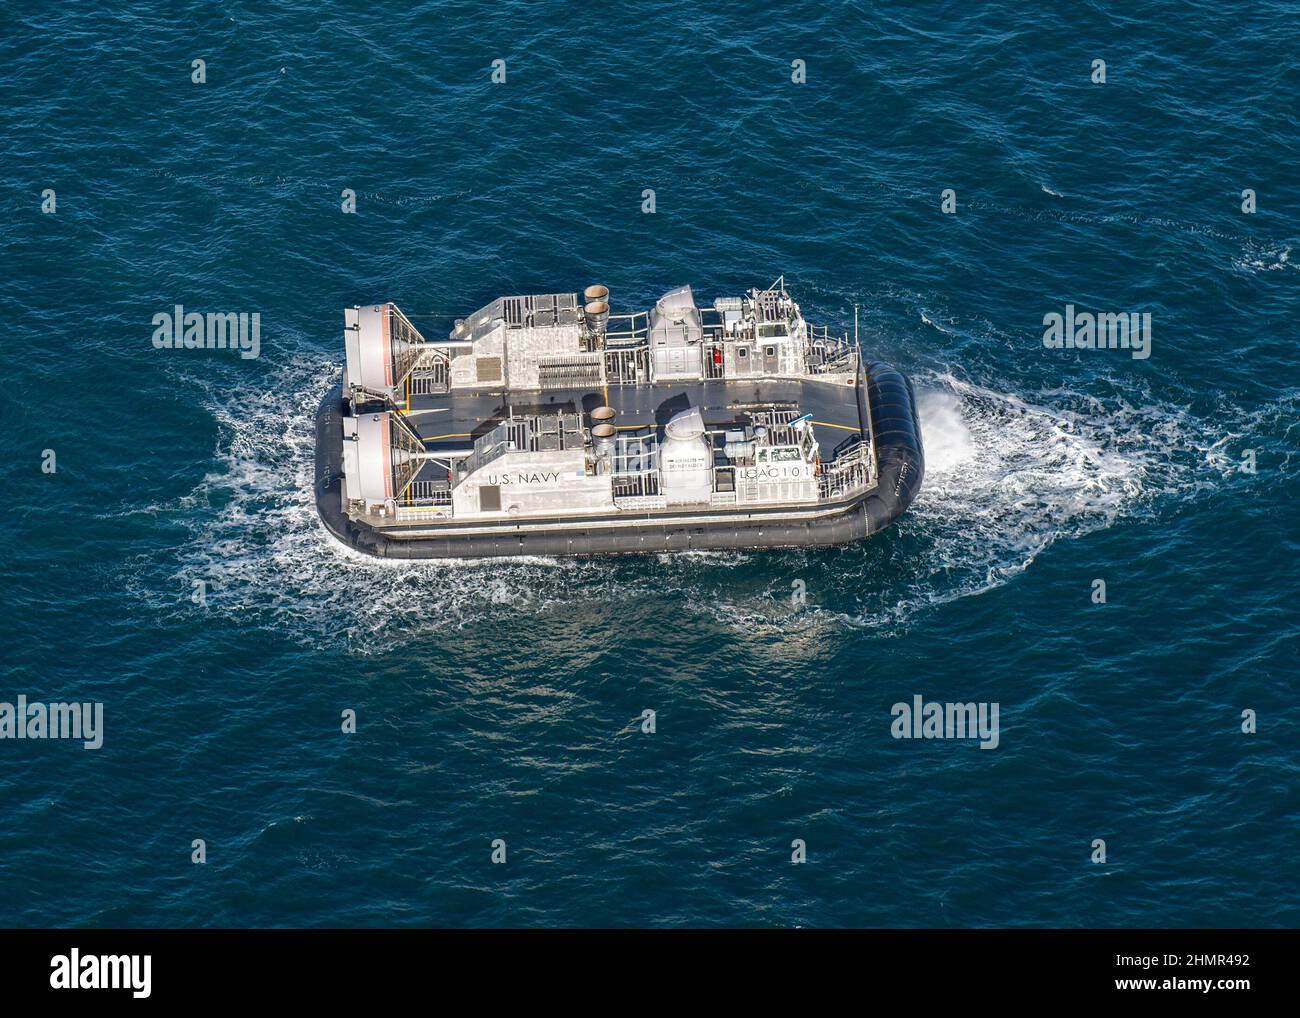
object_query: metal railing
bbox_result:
[404,479,453,506]
[409,351,450,395]
[605,345,650,385]
[744,409,820,461]
[500,292,579,329]
[817,438,873,499]
[806,325,859,374]
[610,431,660,501]
[605,311,649,346]
[394,473,454,520]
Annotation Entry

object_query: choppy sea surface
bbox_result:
[1,1,1297,927]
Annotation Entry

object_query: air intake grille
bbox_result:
[537,355,602,389]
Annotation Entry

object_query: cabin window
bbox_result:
[758,324,787,339]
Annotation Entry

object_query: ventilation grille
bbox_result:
[537,355,602,389]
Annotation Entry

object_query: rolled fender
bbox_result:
[861,360,925,535]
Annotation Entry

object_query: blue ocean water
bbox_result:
[1,1,1297,928]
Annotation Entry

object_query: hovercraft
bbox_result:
[315,278,922,559]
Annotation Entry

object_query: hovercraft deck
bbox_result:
[315,279,923,559]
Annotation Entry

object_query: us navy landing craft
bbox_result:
[314,279,923,559]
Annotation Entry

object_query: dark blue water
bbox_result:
[2,1,1297,927]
